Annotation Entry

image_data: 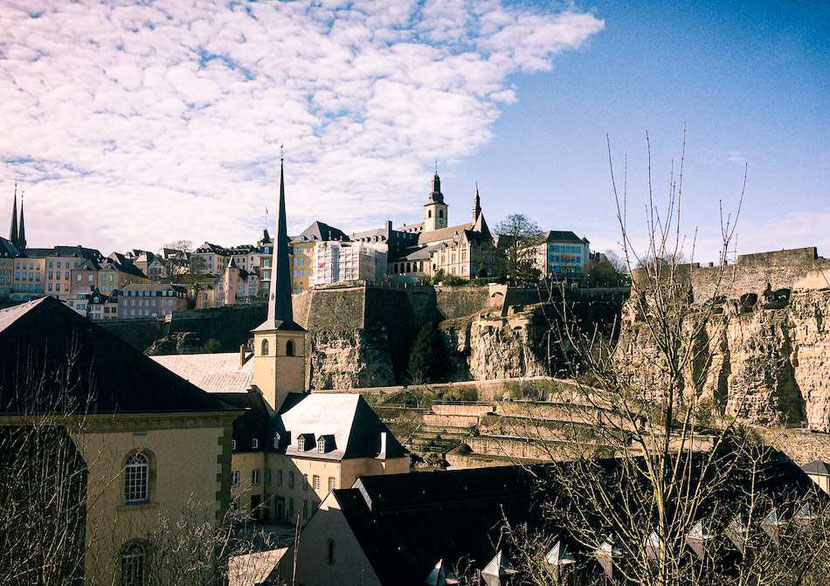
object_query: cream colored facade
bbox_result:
[0,410,236,585]
[291,240,315,293]
[252,328,307,407]
[277,492,382,586]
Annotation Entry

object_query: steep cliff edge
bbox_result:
[621,248,830,432]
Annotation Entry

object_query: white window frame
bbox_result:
[124,453,149,504]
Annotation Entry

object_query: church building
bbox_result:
[389,172,495,282]
[154,156,410,523]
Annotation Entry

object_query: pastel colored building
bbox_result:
[118,283,187,319]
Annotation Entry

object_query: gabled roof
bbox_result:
[0,237,19,258]
[212,389,273,453]
[280,393,406,461]
[390,245,431,262]
[294,220,349,243]
[0,298,235,415]
[152,353,255,393]
[803,460,830,476]
[106,253,149,279]
[418,223,474,245]
[49,245,104,261]
[332,466,536,585]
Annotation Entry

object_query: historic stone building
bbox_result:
[155,157,410,523]
[389,175,496,282]
[0,296,239,584]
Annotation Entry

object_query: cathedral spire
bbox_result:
[473,182,481,223]
[18,190,26,250]
[265,149,295,326]
[9,182,18,246]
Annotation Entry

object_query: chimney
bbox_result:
[239,344,246,366]
[377,431,388,459]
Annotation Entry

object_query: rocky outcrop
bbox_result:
[307,328,396,390]
[145,331,205,355]
[620,288,830,432]
[442,308,551,380]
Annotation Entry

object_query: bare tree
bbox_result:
[0,346,276,586]
[486,129,829,585]
[495,213,544,283]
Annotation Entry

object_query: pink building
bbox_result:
[118,283,187,319]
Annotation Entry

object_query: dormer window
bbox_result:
[298,436,306,451]
[317,436,326,453]
[252,438,259,450]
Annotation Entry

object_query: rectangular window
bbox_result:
[252,469,261,486]
[278,470,283,487]
[265,469,272,485]
[302,500,308,520]
[328,477,336,491]
[231,471,240,487]
[327,539,335,565]
[289,471,295,488]
[303,474,308,491]
[313,475,320,490]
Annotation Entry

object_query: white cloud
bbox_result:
[0,0,604,252]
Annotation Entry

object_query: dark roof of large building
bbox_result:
[0,297,236,416]
[544,230,589,244]
[105,253,148,279]
[294,220,349,243]
[803,460,830,476]
[332,466,536,585]
[214,389,274,452]
[49,245,105,261]
[0,237,19,258]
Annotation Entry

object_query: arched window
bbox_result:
[438,209,444,219]
[121,542,146,586]
[406,262,411,273]
[286,339,295,357]
[428,210,432,218]
[261,339,269,356]
[125,453,149,504]
[393,263,398,273]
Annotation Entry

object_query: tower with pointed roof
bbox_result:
[8,183,19,248]
[17,194,26,251]
[472,183,481,223]
[423,168,448,232]
[251,154,307,411]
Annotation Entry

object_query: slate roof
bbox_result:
[418,223,474,245]
[49,245,105,261]
[106,253,149,279]
[803,460,830,476]
[213,389,273,453]
[331,466,536,585]
[0,297,235,415]
[152,353,255,393]
[544,230,588,244]
[280,393,406,461]
[389,245,431,262]
[0,237,19,258]
[294,221,349,243]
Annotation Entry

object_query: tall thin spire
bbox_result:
[9,181,19,246]
[473,182,481,222]
[18,190,26,250]
[265,148,295,325]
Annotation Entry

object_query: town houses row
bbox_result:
[1,172,592,319]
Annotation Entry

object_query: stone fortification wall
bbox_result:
[632,247,830,302]
[434,286,490,320]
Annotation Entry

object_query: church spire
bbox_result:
[473,182,481,223]
[265,149,294,326]
[18,190,26,251]
[9,182,18,246]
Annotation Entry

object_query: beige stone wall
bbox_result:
[253,330,306,409]
[275,493,381,586]
[230,451,267,515]
[74,415,232,584]
[340,455,410,489]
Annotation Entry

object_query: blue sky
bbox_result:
[0,1,827,260]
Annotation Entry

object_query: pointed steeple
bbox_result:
[257,150,298,330]
[17,191,26,251]
[9,182,19,246]
[472,182,481,223]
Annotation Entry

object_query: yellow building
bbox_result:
[0,297,240,585]
[155,157,409,526]
[290,221,348,293]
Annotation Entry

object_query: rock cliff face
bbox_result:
[441,309,550,380]
[307,328,396,390]
[620,289,830,432]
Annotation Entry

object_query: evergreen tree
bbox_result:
[408,322,448,384]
